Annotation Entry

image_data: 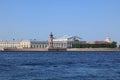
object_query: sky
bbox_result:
[0,0,120,43]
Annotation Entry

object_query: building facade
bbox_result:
[52,35,86,48]
[88,37,112,44]
[0,41,20,48]
[30,41,49,48]
[0,40,49,49]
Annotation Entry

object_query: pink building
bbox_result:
[88,37,112,44]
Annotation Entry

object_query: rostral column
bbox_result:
[49,32,53,47]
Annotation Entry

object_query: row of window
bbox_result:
[53,43,67,48]
[31,44,48,48]
[53,43,73,48]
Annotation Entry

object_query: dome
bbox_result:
[105,36,111,43]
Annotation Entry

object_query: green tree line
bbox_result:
[72,41,117,48]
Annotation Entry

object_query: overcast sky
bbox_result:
[0,0,120,44]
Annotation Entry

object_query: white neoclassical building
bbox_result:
[0,41,20,48]
[0,40,49,49]
[53,35,86,48]
[30,40,49,49]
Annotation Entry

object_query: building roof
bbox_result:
[53,35,84,42]
[88,40,111,44]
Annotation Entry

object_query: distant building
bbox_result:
[30,40,49,48]
[52,35,86,48]
[19,40,31,48]
[0,41,20,48]
[88,37,112,44]
[0,33,87,49]
[0,40,49,49]
[105,36,111,43]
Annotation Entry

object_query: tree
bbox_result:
[72,41,118,48]
[111,41,117,48]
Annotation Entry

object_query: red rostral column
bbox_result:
[49,32,53,47]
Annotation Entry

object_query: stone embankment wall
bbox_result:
[2,48,120,51]
[67,48,120,51]
[3,48,48,51]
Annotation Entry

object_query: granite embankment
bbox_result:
[67,48,120,51]
[2,48,48,51]
[1,48,120,51]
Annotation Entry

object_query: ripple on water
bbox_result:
[0,51,120,80]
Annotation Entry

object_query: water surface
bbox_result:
[0,51,120,80]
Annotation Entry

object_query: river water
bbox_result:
[0,51,120,80]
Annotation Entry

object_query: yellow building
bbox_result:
[30,41,49,48]
[0,40,49,49]
[19,40,31,48]
[0,41,20,48]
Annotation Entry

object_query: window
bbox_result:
[37,45,38,48]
